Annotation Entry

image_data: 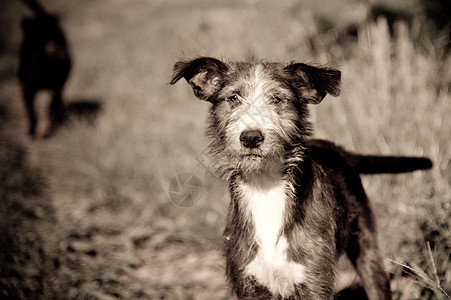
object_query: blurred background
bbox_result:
[0,0,449,299]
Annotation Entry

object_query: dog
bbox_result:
[170,57,432,299]
[18,0,71,137]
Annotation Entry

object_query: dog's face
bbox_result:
[171,57,341,178]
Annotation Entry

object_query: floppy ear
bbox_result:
[284,63,341,104]
[170,57,228,101]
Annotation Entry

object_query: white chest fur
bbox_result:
[240,177,306,297]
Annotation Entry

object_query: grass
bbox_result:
[0,0,449,299]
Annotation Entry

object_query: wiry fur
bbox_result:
[170,57,432,299]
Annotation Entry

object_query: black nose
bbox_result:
[239,130,264,148]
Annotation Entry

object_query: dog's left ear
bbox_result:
[170,57,228,101]
[284,63,341,104]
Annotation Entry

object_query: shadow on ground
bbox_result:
[65,98,102,124]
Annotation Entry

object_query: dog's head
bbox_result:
[170,57,341,178]
[21,14,66,53]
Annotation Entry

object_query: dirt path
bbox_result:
[0,80,232,299]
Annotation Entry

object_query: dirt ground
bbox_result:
[0,81,232,299]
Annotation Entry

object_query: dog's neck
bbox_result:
[239,170,287,253]
[240,159,284,183]
[226,142,310,241]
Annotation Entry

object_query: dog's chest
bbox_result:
[239,178,306,297]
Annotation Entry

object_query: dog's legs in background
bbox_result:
[23,86,37,137]
[348,212,391,300]
[47,88,65,137]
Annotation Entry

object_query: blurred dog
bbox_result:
[171,57,432,299]
[19,0,71,137]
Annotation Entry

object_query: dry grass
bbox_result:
[0,0,449,299]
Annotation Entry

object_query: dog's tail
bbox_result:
[345,153,433,174]
[309,139,433,174]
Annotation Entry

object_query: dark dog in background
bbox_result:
[19,0,71,138]
[171,57,432,299]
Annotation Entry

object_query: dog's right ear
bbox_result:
[170,57,228,101]
[284,63,341,104]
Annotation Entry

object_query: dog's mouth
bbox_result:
[241,153,262,158]
[240,151,263,159]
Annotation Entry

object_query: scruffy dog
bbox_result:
[170,57,432,299]
[19,0,71,137]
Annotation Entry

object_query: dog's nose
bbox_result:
[239,130,264,148]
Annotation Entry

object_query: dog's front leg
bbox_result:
[22,86,37,137]
[46,88,66,137]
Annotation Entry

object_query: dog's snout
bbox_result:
[239,130,264,148]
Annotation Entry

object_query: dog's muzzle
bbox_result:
[239,129,264,149]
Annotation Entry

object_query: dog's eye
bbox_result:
[227,95,240,102]
[271,95,283,104]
